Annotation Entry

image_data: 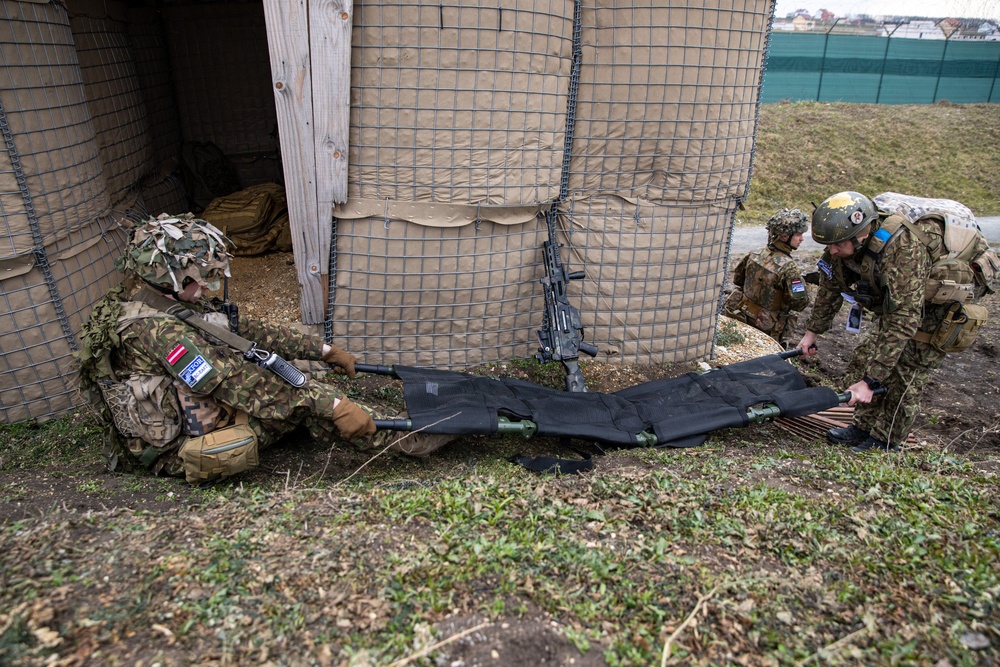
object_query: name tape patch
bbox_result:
[180,355,214,389]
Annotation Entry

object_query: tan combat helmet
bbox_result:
[811,191,878,245]
[117,213,234,292]
[766,208,809,244]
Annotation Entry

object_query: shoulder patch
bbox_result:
[162,336,218,392]
[790,278,806,293]
[817,259,834,279]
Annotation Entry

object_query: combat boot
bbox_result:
[851,435,899,453]
[827,424,869,446]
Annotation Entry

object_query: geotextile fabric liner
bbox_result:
[336,0,772,368]
[393,352,840,447]
[162,3,278,169]
[330,196,732,367]
[1,0,126,423]
[330,215,549,368]
[349,0,574,206]
[127,6,183,174]
[67,0,154,207]
[567,0,770,203]
[0,0,112,256]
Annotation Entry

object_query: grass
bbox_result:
[1,102,999,665]
[742,102,1000,225]
[1,411,998,666]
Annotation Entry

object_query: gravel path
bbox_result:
[730,216,1000,256]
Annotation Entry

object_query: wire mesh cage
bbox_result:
[332,0,773,367]
[1,0,125,423]
[2,0,775,422]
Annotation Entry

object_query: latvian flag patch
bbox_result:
[166,343,187,366]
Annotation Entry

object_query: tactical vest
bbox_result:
[830,193,997,314]
[740,244,799,314]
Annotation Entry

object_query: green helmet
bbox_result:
[765,208,809,243]
[811,191,878,245]
[117,213,234,292]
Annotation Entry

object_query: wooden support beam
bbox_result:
[262,0,331,323]
[310,0,352,207]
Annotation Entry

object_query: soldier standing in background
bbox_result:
[796,191,996,453]
[724,208,811,347]
[78,214,451,484]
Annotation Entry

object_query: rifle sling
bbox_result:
[135,288,256,355]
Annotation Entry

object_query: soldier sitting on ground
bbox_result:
[77,214,451,484]
[724,208,811,347]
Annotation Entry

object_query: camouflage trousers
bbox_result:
[847,335,947,446]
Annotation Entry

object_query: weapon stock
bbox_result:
[536,211,598,392]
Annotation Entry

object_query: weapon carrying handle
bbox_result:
[355,363,398,377]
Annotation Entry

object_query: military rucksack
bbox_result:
[867,193,997,353]
[872,192,999,302]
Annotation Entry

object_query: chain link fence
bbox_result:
[762,31,1000,103]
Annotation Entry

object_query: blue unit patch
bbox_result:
[817,259,833,279]
[179,355,214,389]
[874,227,892,242]
[791,279,805,293]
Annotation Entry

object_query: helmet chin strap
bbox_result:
[850,227,873,255]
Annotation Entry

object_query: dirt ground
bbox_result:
[1,250,998,667]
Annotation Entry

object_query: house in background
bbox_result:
[792,15,815,31]
[880,20,945,39]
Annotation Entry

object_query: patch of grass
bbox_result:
[0,413,106,471]
[716,318,747,347]
[743,102,1000,224]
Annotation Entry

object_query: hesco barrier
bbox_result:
[762,32,1000,104]
[3,0,774,423]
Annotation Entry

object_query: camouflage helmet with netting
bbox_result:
[117,213,234,292]
[811,191,878,245]
[765,208,809,243]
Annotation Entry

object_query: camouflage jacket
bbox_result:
[112,294,325,391]
[732,243,810,315]
[806,214,944,380]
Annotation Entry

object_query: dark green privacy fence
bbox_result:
[762,32,1000,103]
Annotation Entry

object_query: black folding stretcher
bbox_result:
[357,350,851,453]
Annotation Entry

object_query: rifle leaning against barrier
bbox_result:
[534,209,598,393]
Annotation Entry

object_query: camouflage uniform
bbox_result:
[80,214,450,481]
[725,209,810,346]
[108,294,446,476]
[806,214,948,446]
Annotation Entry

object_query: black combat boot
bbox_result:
[827,424,869,446]
[851,435,900,453]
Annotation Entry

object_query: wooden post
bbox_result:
[262,0,342,323]
[310,0,352,206]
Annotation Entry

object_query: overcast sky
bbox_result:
[773,0,1000,21]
